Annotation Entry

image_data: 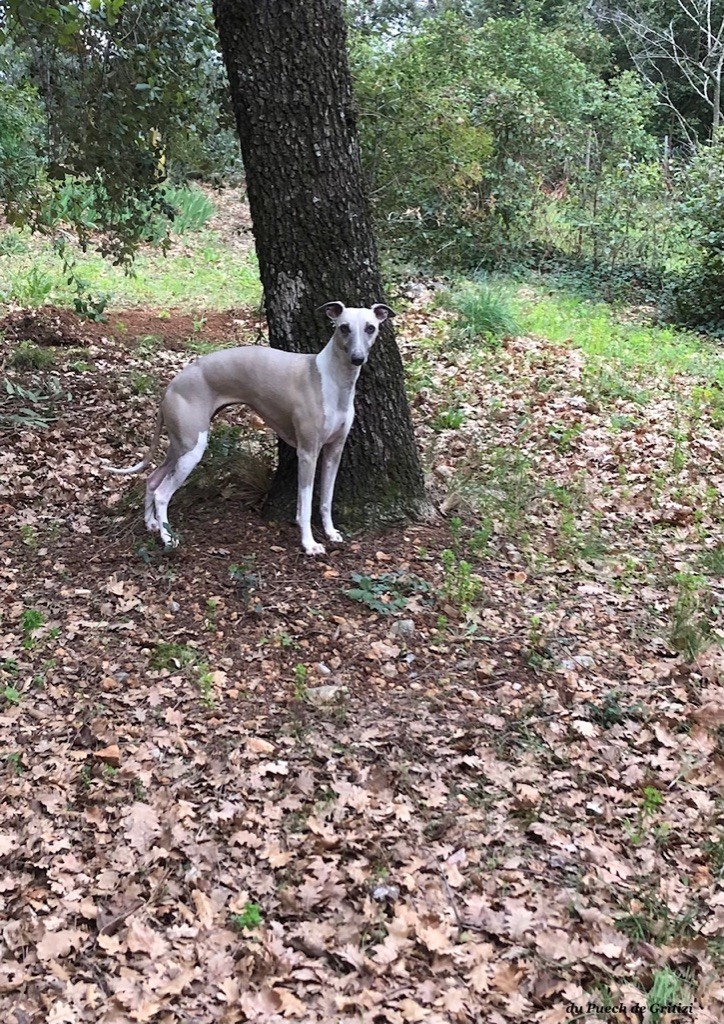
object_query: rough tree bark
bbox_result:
[212,0,426,528]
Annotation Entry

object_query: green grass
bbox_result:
[0,229,261,311]
[445,279,520,346]
[515,284,724,386]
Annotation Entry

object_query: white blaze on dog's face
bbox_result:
[320,301,394,367]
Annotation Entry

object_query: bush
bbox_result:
[352,14,594,270]
[665,141,724,335]
[0,78,43,205]
[352,14,666,278]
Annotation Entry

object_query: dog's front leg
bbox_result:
[296,447,325,555]
[319,436,346,543]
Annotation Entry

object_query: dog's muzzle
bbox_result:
[351,355,365,366]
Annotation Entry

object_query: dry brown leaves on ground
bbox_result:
[0,298,723,1023]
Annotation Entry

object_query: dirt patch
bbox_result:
[104,305,264,351]
[0,304,265,354]
[0,306,98,348]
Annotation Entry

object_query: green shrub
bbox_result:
[352,14,593,270]
[0,78,43,207]
[665,141,724,335]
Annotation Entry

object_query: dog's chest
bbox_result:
[320,373,355,439]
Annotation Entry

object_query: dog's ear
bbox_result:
[372,303,395,322]
[317,301,345,320]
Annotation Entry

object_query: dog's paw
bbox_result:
[304,542,326,556]
[161,531,180,550]
[325,529,344,544]
[145,517,160,534]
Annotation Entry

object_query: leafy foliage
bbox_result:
[344,571,432,614]
[665,141,724,335]
[0,0,236,263]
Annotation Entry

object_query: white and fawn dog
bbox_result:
[103,301,393,555]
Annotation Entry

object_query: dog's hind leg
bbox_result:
[144,463,171,533]
[152,431,209,547]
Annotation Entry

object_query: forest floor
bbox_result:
[1,207,724,1024]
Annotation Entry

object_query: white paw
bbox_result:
[304,541,326,556]
[325,529,344,543]
[145,517,160,533]
[161,529,179,550]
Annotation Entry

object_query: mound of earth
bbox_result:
[0,306,97,348]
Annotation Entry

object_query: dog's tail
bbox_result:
[103,408,163,475]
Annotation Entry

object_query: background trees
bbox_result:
[1,0,724,331]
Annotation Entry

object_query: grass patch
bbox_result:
[515,283,724,386]
[1,229,261,311]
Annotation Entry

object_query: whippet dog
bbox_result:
[103,301,394,555]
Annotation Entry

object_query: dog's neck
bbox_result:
[315,334,362,395]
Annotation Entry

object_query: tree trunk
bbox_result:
[212,0,426,528]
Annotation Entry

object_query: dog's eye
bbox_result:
[365,324,376,334]
[339,323,351,334]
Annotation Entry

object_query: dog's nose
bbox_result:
[351,355,365,366]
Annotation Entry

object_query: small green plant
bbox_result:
[136,334,164,359]
[647,967,692,1023]
[4,751,23,774]
[432,614,449,644]
[292,663,309,699]
[197,666,216,708]
[129,372,156,396]
[229,561,260,606]
[10,342,56,370]
[585,690,645,729]
[0,377,65,430]
[73,288,110,322]
[150,642,197,671]
[468,523,492,557]
[432,406,465,431]
[344,571,431,615]
[0,229,28,255]
[11,265,53,305]
[669,572,714,661]
[625,786,665,846]
[2,686,21,705]
[20,524,38,549]
[134,539,163,565]
[703,835,724,878]
[21,607,44,649]
[230,902,263,931]
[700,544,724,576]
[204,597,220,629]
[165,185,215,235]
[440,549,481,614]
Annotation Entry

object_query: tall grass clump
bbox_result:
[165,185,215,235]
[447,280,520,347]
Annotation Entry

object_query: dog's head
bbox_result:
[318,301,394,367]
